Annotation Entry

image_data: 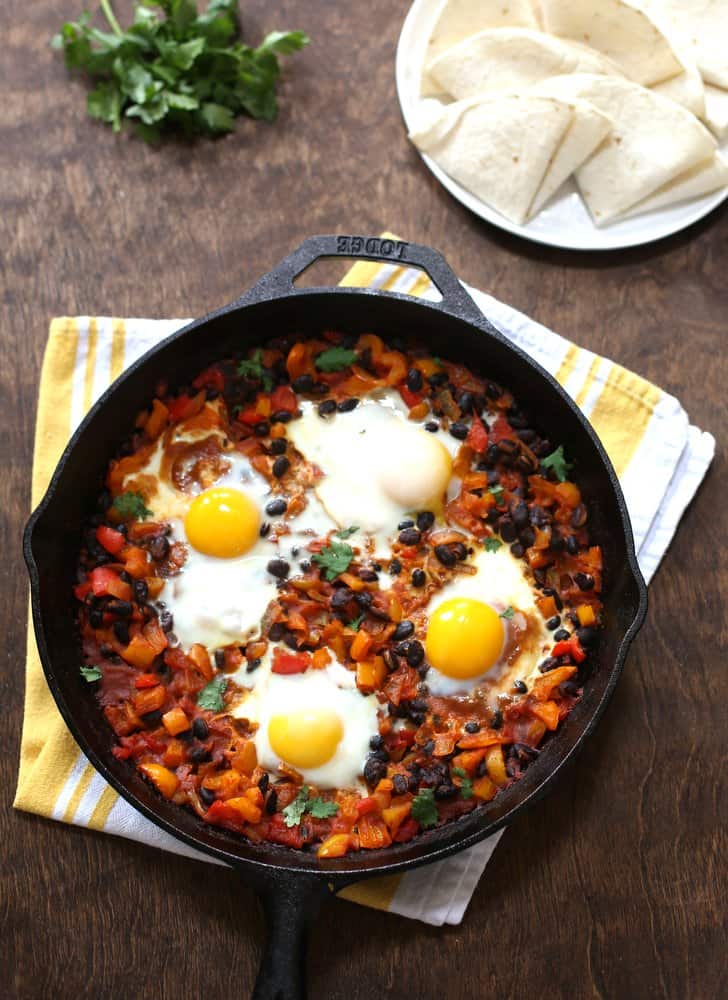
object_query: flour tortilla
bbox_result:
[651,61,706,119]
[409,94,574,224]
[541,0,682,86]
[530,100,614,215]
[641,0,728,89]
[533,74,717,222]
[421,0,539,95]
[427,27,625,101]
[619,153,728,217]
[704,84,728,139]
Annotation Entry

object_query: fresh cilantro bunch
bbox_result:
[52,0,309,142]
[282,786,339,828]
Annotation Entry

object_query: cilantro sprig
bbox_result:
[197,675,227,711]
[335,525,359,540]
[541,445,573,483]
[112,491,153,520]
[282,785,339,827]
[314,347,358,373]
[483,537,502,553]
[80,665,103,683]
[488,484,504,504]
[411,787,438,828]
[52,0,309,142]
[452,767,473,800]
[499,606,515,620]
[312,538,354,581]
[237,348,273,390]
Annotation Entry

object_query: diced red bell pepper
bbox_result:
[95,525,126,556]
[356,796,379,817]
[134,673,160,689]
[192,366,225,393]
[271,385,297,414]
[399,385,423,409]
[89,567,133,601]
[488,415,515,444]
[466,414,489,452]
[393,817,420,843]
[74,581,92,601]
[237,404,263,426]
[551,636,586,664]
[271,649,311,675]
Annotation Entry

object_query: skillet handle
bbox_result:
[251,873,330,1000]
[236,234,485,324]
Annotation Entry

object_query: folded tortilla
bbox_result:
[541,0,682,86]
[704,84,728,140]
[409,94,574,224]
[651,62,706,119]
[641,0,728,90]
[533,74,717,222]
[619,153,728,217]
[427,27,624,101]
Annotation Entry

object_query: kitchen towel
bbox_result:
[15,255,715,926]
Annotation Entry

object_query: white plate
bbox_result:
[396,0,728,251]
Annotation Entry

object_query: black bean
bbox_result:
[398,527,421,546]
[254,421,270,437]
[498,519,517,543]
[355,591,373,609]
[133,579,149,603]
[142,710,163,727]
[392,620,415,641]
[394,641,411,656]
[268,622,284,641]
[259,522,271,538]
[560,680,581,698]
[497,439,519,457]
[554,628,571,642]
[464,721,480,734]
[512,501,529,529]
[406,641,425,667]
[382,649,399,673]
[513,679,528,693]
[434,783,457,800]
[398,519,415,529]
[192,717,209,740]
[337,397,360,413]
[428,371,448,387]
[517,428,536,444]
[213,650,227,671]
[422,740,435,756]
[392,774,408,795]
[449,421,469,440]
[112,620,130,645]
[160,611,174,636]
[369,734,385,751]
[272,456,290,478]
[200,787,216,807]
[457,391,474,413]
[292,374,314,393]
[434,545,456,567]
[265,789,278,814]
[516,453,538,474]
[265,497,288,516]
[574,572,595,591]
[538,657,559,673]
[424,420,440,433]
[529,505,550,527]
[108,599,133,618]
[89,608,103,629]
[283,632,299,650]
[267,558,290,580]
[269,438,287,455]
[546,616,561,631]
[542,587,563,611]
[550,536,565,553]
[416,511,435,532]
[389,559,402,576]
[246,658,262,673]
[571,503,588,528]
[330,587,353,608]
[358,569,379,582]
[99,643,114,658]
[149,535,169,561]
[119,569,132,583]
[317,399,337,417]
[257,772,270,795]
[369,604,390,621]
[363,757,387,785]
[510,542,525,558]
[411,568,426,587]
[189,746,212,764]
[406,368,423,392]
[565,534,579,555]
[408,698,428,714]
[576,627,597,647]
[271,410,293,424]
[519,527,536,548]
[491,709,503,730]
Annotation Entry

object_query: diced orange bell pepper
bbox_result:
[536,595,558,619]
[188,642,213,680]
[356,656,386,693]
[381,800,412,838]
[318,833,353,859]
[132,684,166,716]
[163,739,186,768]
[225,796,263,824]
[471,775,498,802]
[577,604,596,627]
[124,635,159,671]
[144,398,169,439]
[311,648,331,670]
[357,813,392,849]
[529,700,561,731]
[555,481,581,507]
[124,545,150,579]
[531,665,578,701]
[231,741,258,776]
[451,749,486,774]
[350,629,374,662]
[484,745,508,787]
[139,762,179,799]
[142,620,168,656]
[202,770,241,798]
[162,706,190,736]
[90,567,133,602]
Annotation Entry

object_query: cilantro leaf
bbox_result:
[237,349,263,379]
[312,539,354,581]
[484,537,502,553]
[53,1,309,143]
[282,786,310,827]
[314,347,358,373]
[411,788,438,828]
[500,606,515,620]
[452,767,473,800]
[348,613,364,631]
[112,491,153,520]
[541,445,573,483]
[335,525,359,540]
[197,675,227,711]
[307,797,339,819]
[80,665,102,682]
[488,484,504,503]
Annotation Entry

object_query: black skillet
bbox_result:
[24,235,647,999]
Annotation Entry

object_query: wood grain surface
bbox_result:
[2,2,726,998]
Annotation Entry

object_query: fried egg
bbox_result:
[424,546,551,697]
[231,647,379,790]
[286,390,456,556]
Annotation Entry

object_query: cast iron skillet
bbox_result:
[24,236,647,999]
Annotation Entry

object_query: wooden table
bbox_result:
[3,2,725,997]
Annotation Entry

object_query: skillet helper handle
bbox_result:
[237,234,485,324]
[251,874,329,1000]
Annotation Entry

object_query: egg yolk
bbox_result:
[425,597,505,679]
[268,708,344,769]
[185,487,260,558]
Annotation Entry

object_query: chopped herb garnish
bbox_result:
[282,785,339,826]
[197,675,227,711]
[112,491,153,521]
[348,613,364,631]
[500,606,515,620]
[336,525,359,539]
[314,346,358,372]
[488,484,504,503]
[452,767,473,800]
[80,665,102,683]
[237,349,273,391]
[411,787,438,828]
[312,539,354,581]
[484,537,502,553]
[52,0,309,143]
[541,445,573,483]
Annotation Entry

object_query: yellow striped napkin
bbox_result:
[16,258,714,926]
